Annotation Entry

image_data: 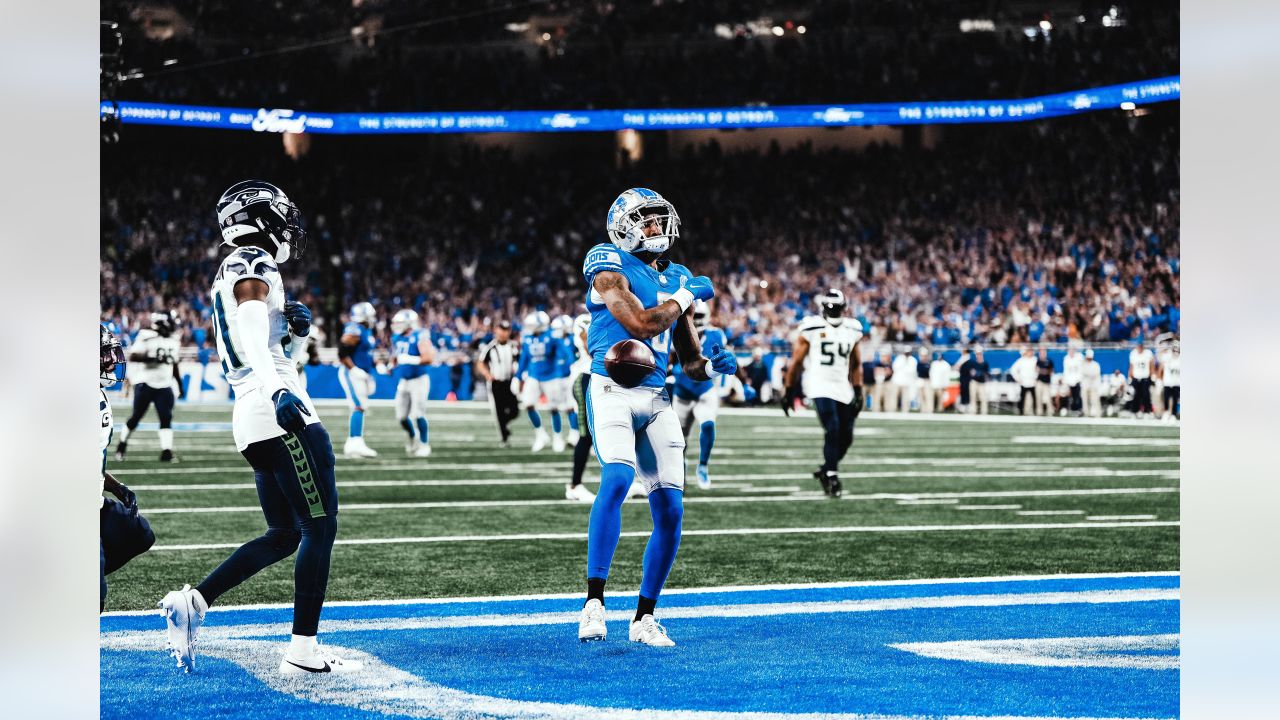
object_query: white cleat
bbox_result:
[531,428,550,452]
[413,443,433,458]
[695,464,711,490]
[629,614,676,647]
[567,429,580,446]
[626,480,648,500]
[578,599,607,642]
[404,438,418,455]
[565,483,596,503]
[343,437,378,458]
[158,584,206,672]
[279,643,365,676]
[552,433,566,453]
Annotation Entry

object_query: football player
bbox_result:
[338,301,379,458]
[550,314,581,447]
[672,300,729,489]
[577,188,735,647]
[514,310,561,452]
[114,310,183,462]
[566,313,596,502]
[100,324,155,612]
[390,308,435,457]
[782,289,864,498]
[158,180,361,675]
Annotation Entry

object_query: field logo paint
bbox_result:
[892,634,1179,670]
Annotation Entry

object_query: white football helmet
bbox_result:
[551,314,574,338]
[523,311,550,334]
[606,188,680,255]
[692,300,710,330]
[816,289,846,325]
[391,309,420,335]
[573,313,591,337]
[351,302,377,327]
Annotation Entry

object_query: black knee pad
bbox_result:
[264,526,302,555]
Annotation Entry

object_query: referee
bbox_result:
[476,320,520,446]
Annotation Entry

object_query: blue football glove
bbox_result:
[743,384,758,402]
[283,301,312,337]
[708,345,738,376]
[272,389,312,433]
[685,276,716,303]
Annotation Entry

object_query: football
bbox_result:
[604,339,657,388]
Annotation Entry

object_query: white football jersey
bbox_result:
[1162,353,1180,386]
[130,329,181,389]
[571,326,592,376]
[798,315,863,404]
[1129,348,1155,379]
[211,246,318,450]
[99,388,112,506]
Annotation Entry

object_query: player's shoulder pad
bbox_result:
[666,261,694,280]
[135,328,158,342]
[342,322,363,336]
[583,243,625,281]
[221,246,278,281]
[797,315,826,333]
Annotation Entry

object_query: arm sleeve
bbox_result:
[237,299,287,398]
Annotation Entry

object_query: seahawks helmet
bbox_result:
[816,289,846,325]
[215,180,308,263]
[100,324,125,388]
[550,314,573,338]
[151,310,177,337]
[523,311,550,334]
[692,300,711,330]
[390,309,420,335]
[351,302,377,327]
[606,188,680,255]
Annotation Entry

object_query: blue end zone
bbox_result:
[102,573,1179,719]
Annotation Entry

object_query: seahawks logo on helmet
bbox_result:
[215,180,308,263]
[606,187,680,256]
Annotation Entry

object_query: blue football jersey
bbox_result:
[552,334,575,378]
[582,242,693,388]
[391,330,427,380]
[518,331,560,382]
[344,322,376,373]
[673,326,727,400]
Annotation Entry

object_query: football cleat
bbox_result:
[552,433,566,453]
[565,483,596,503]
[813,468,831,495]
[567,429,580,446]
[413,443,432,458]
[159,449,178,463]
[629,614,675,647]
[826,471,843,498]
[578,599,607,642]
[404,438,418,455]
[114,441,128,461]
[158,584,206,673]
[626,480,648,500]
[279,643,365,676]
[531,428,550,452]
[343,437,378,458]
[695,464,711,490]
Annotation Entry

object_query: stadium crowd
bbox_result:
[101,110,1178,366]
[107,1,1175,112]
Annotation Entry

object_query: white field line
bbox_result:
[891,634,1179,670]
[954,504,1023,510]
[1088,515,1158,521]
[148,520,1179,551]
[119,466,1179,481]
[102,570,1181,616]
[139,486,1180,513]
[1017,510,1087,516]
[103,588,1179,644]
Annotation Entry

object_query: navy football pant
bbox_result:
[125,383,174,429]
[196,424,339,636]
[813,397,856,474]
[100,498,155,611]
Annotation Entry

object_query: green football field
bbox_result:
[102,402,1179,613]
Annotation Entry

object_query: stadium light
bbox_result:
[797,25,806,35]
[771,26,784,37]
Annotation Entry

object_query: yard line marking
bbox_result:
[1017,510,1086,516]
[954,504,1023,510]
[139,486,1181,514]
[101,570,1180,615]
[1087,514,1158,521]
[148,520,1179,550]
[891,633,1179,670]
[119,466,1178,480]
[1012,435,1180,447]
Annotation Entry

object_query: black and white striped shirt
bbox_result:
[478,340,518,381]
